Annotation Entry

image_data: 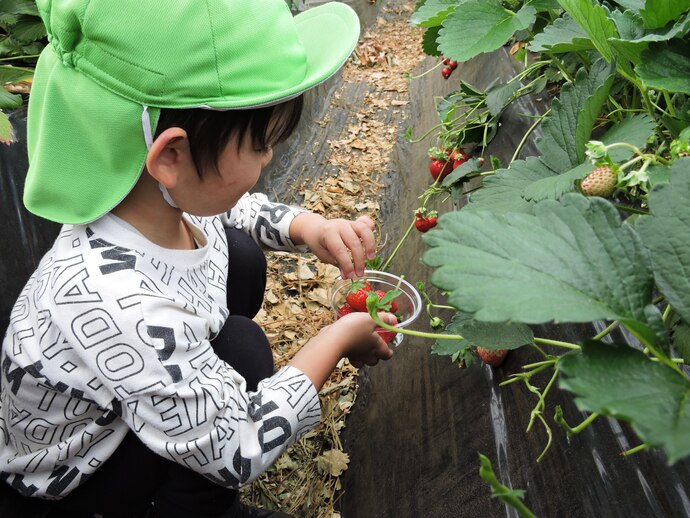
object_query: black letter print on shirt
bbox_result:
[255,204,291,248]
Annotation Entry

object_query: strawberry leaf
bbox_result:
[636,40,690,95]
[529,14,594,54]
[421,26,442,56]
[464,156,553,214]
[639,0,690,30]
[410,0,461,27]
[556,0,619,62]
[636,159,690,325]
[424,194,657,335]
[379,289,401,307]
[434,311,533,357]
[559,340,690,464]
[671,322,690,364]
[537,59,616,172]
[438,0,537,63]
[609,11,690,66]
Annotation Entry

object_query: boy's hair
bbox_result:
[154,95,304,177]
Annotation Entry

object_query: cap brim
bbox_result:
[204,2,360,109]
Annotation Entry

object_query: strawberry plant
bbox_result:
[0,0,47,142]
[376,0,690,511]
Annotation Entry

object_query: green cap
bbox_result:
[24,0,360,224]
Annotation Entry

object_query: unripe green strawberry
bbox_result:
[580,166,617,197]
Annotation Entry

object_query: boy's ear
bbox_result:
[145,127,191,188]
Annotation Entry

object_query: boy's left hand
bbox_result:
[290,212,376,279]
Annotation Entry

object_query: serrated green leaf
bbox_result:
[639,0,690,30]
[612,0,643,9]
[645,163,672,188]
[600,114,656,162]
[529,14,594,53]
[559,340,690,463]
[0,110,14,144]
[438,0,537,62]
[445,310,534,349]
[610,12,690,65]
[521,161,593,202]
[422,25,442,55]
[485,80,521,117]
[636,159,690,325]
[11,18,46,43]
[465,156,554,213]
[0,65,33,85]
[411,0,461,27]
[526,0,561,10]
[557,0,619,62]
[537,60,616,171]
[0,0,39,17]
[0,87,21,110]
[424,194,654,326]
[442,157,482,186]
[637,40,690,95]
[671,323,690,364]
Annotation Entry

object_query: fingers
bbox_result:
[378,311,399,327]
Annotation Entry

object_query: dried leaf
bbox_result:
[316,449,350,477]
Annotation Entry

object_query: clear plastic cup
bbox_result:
[329,270,423,346]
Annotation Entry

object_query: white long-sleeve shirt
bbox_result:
[0,193,320,499]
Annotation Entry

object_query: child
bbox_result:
[0,0,396,516]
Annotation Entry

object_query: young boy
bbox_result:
[0,1,396,516]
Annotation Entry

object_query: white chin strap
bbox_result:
[142,105,179,209]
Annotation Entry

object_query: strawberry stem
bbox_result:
[367,309,465,341]
[380,219,415,272]
[533,337,580,350]
[554,406,599,438]
[592,321,620,340]
[621,443,648,457]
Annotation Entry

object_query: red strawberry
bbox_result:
[476,347,508,367]
[345,289,370,312]
[415,216,437,233]
[337,304,354,318]
[376,327,398,344]
[429,159,453,181]
[442,56,451,65]
[580,166,617,197]
[345,281,372,312]
[448,60,458,70]
[449,149,469,169]
[441,67,452,80]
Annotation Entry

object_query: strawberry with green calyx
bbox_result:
[449,148,469,169]
[428,147,453,181]
[579,166,618,197]
[345,280,372,312]
[414,208,438,233]
[476,347,508,367]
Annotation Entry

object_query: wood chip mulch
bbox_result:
[241,4,424,517]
